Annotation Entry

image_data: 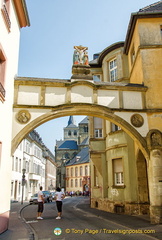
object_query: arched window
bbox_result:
[80,178,82,187]
[74,130,77,136]
[68,130,71,136]
[80,166,82,176]
[85,165,88,176]
[75,179,78,187]
[71,179,73,187]
[66,168,69,177]
[71,167,73,177]
[75,167,78,177]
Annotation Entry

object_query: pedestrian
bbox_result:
[37,186,44,220]
[55,187,65,219]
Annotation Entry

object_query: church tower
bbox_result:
[64,116,79,142]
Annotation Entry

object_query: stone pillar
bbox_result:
[147,130,162,224]
[149,149,162,224]
[101,153,108,198]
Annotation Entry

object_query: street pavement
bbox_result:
[0,197,162,240]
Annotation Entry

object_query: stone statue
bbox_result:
[73,45,88,65]
[73,50,79,65]
[83,51,89,65]
[151,132,161,146]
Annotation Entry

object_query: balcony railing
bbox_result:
[1,3,11,31]
[0,82,5,101]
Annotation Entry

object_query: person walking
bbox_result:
[37,186,44,220]
[55,187,65,219]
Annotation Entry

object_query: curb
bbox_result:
[19,204,37,240]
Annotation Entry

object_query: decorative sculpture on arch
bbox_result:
[73,45,89,65]
[16,110,31,124]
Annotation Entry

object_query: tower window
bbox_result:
[74,130,77,136]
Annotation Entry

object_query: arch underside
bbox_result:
[12,103,149,160]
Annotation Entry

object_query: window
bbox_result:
[75,167,78,177]
[71,167,73,177]
[11,182,14,197]
[67,179,69,188]
[93,75,100,82]
[19,159,21,173]
[25,142,30,154]
[80,178,82,187]
[0,46,6,102]
[113,158,124,186]
[71,179,73,187]
[95,129,102,138]
[12,156,14,170]
[74,130,77,136]
[68,130,71,136]
[63,152,69,159]
[75,179,78,187]
[15,157,18,172]
[80,166,82,176]
[160,25,162,37]
[111,123,121,132]
[109,58,117,82]
[84,126,88,132]
[94,117,102,138]
[85,165,88,176]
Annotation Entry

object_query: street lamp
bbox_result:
[21,169,26,205]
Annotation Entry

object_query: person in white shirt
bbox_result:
[55,187,65,219]
[37,186,44,220]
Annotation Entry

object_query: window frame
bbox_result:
[95,128,103,138]
[109,58,117,82]
[113,158,124,186]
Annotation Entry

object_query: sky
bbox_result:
[18,0,155,153]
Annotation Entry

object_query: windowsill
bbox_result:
[109,130,123,135]
[90,137,106,141]
[112,185,126,189]
[93,186,101,189]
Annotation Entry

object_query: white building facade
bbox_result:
[11,130,56,202]
[0,0,30,233]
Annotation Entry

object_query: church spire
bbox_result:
[68,116,74,126]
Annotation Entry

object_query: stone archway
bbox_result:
[12,103,149,161]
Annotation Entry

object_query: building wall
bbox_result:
[0,1,24,233]
[45,159,57,191]
[89,15,161,216]
[66,163,90,194]
[11,137,46,201]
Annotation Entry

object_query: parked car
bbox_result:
[29,191,52,204]
[42,191,52,202]
[29,193,38,204]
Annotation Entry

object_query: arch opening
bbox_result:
[12,104,149,160]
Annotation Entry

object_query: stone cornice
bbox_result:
[14,76,147,92]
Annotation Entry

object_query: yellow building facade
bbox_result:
[66,159,90,194]
[89,2,162,223]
